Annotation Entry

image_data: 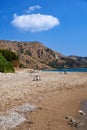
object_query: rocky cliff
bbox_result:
[0,40,87,69]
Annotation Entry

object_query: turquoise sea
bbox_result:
[43,68,87,72]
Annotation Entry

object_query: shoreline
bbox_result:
[0,70,87,129]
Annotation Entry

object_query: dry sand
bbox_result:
[0,69,87,130]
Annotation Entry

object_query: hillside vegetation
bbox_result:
[0,49,19,73]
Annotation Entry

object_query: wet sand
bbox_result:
[0,70,87,130]
[74,100,87,130]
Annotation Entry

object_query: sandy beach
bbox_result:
[0,69,87,130]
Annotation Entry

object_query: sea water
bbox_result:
[43,68,87,72]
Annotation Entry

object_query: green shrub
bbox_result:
[0,49,19,72]
[0,49,18,62]
[0,55,15,73]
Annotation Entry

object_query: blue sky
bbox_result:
[0,0,87,56]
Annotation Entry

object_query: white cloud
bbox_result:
[25,5,41,13]
[29,5,41,12]
[11,13,59,32]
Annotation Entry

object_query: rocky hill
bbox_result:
[0,40,87,69]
